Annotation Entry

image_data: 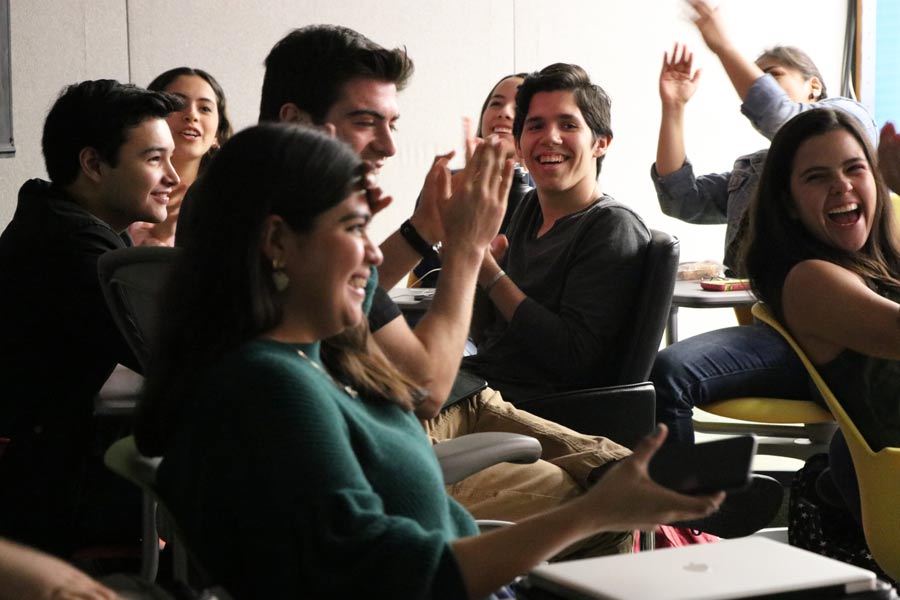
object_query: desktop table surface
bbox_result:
[388,287,434,311]
[671,279,755,309]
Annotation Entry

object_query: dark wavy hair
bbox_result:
[148,67,233,170]
[259,25,414,124]
[742,108,900,320]
[513,63,612,177]
[136,123,417,456]
[42,79,183,185]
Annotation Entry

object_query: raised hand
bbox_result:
[878,122,900,194]
[687,0,731,54]
[409,151,456,246]
[441,137,514,254]
[660,43,702,108]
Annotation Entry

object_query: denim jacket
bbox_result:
[652,74,877,272]
[741,73,878,144]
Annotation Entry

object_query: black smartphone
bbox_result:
[648,435,757,495]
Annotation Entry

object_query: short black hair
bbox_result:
[513,63,613,177]
[259,25,414,123]
[42,79,183,186]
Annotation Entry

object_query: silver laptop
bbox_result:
[526,537,877,600]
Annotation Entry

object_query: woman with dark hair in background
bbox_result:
[129,67,232,246]
[136,123,722,599]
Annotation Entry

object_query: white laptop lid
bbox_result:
[527,537,877,600]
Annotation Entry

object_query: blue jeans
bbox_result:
[650,324,813,444]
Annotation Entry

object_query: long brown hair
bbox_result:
[321,323,422,411]
[742,108,900,319]
[137,124,418,456]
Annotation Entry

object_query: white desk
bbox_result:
[667,280,755,345]
[388,287,434,312]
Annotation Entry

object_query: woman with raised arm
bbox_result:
[744,108,900,525]
[136,123,722,599]
[649,0,877,445]
[128,67,232,246]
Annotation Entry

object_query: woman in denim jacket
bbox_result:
[649,0,877,445]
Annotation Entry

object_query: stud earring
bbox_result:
[272,258,289,292]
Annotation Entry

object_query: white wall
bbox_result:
[0,0,850,336]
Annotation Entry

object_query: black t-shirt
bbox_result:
[368,286,403,333]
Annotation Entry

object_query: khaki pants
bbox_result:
[423,387,634,558]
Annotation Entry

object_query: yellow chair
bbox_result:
[750,302,900,581]
[694,303,836,460]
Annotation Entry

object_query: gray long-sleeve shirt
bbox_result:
[463,190,650,402]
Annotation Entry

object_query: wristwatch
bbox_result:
[400,219,440,258]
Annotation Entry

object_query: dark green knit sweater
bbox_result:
[158,339,479,599]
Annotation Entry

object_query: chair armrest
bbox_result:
[515,382,656,450]
[434,432,542,484]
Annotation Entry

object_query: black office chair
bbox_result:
[516,229,680,445]
[608,229,680,385]
[516,230,678,552]
[97,246,177,371]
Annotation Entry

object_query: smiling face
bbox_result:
[479,76,523,159]
[279,191,383,339]
[323,78,400,174]
[163,75,221,164]
[96,117,179,231]
[757,57,821,103]
[516,89,608,198]
[789,128,876,253]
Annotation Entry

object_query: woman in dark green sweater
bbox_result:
[136,123,723,599]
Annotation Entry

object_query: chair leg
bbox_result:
[639,529,655,551]
[140,492,160,581]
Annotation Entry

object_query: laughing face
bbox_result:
[789,128,876,253]
[280,191,383,339]
[323,78,400,175]
[516,89,608,198]
[479,76,523,160]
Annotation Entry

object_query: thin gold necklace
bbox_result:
[296,348,359,399]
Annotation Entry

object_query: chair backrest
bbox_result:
[97,247,179,370]
[610,229,680,385]
[518,382,656,450]
[752,302,900,581]
[105,436,224,592]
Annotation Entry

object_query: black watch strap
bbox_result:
[400,219,438,258]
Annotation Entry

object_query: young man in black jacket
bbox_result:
[0,79,181,555]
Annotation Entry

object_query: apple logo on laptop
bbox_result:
[683,562,711,573]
